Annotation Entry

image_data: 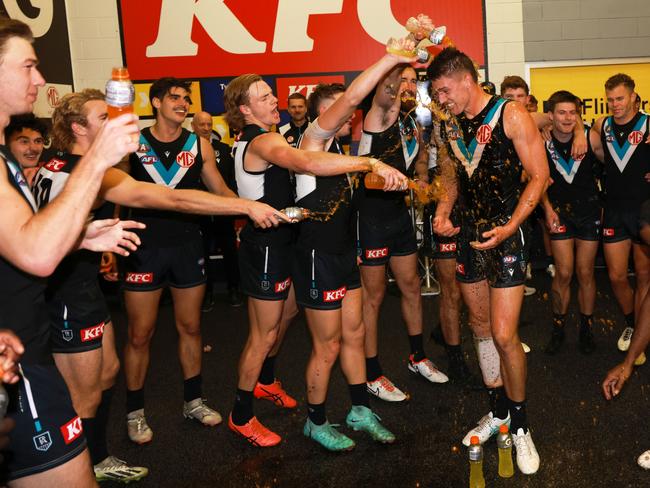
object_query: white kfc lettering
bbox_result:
[440,243,456,252]
[323,286,346,302]
[3,0,53,37]
[272,0,343,52]
[275,278,291,293]
[288,84,319,98]
[365,248,388,259]
[81,322,105,342]
[125,272,154,284]
[60,416,82,444]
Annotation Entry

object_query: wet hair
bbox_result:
[0,17,33,63]
[5,112,48,142]
[51,89,104,151]
[307,83,346,121]
[547,90,580,112]
[224,74,263,131]
[605,73,635,93]
[287,92,307,103]
[480,81,496,96]
[426,47,478,83]
[500,75,529,96]
[149,77,192,118]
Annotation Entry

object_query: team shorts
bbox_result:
[422,204,458,260]
[2,364,86,481]
[123,237,206,291]
[239,240,293,301]
[602,206,644,244]
[456,220,530,288]
[293,246,361,310]
[48,279,110,354]
[357,209,418,266]
[550,203,601,242]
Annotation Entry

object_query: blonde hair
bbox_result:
[51,89,104,151]
[224,74,262,131]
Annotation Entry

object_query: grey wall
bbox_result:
[523,0,650,61]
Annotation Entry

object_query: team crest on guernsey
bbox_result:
[261,280,270,291]
[310,288,319,300]
[287,135,294,143]
[33,431,53,452]
[138,143,150,152]
[62,329,73,342]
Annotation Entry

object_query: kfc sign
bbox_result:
[119,0,486,79]
[81,322,105,343]
[323,286,347,302]
[276,75,345,109]
[126,272,154,284]
[275,278,292,293]
[60,416,83,444]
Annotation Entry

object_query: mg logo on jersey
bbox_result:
[603,228,615,237]
[502,255,517,264]
[81,322,105,342]
[475,124,492,144]
[125,272,154,284]
[274,278,291,293]
[46,86,60,108]
[176,151,195,168]
[33,431,52,452]
[628,131,643,145]
[45,158,66,172]
[365,247,388,260]
[60,416,83,445]
[140,155,159,164]
[323,286,346,302]
[440,243,456,253]
[456,263,465,275]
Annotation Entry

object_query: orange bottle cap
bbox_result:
[470,435,480,445]
[499,424,509,433]
[111,67,130,80]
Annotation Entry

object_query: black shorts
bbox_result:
[48,280,110,354]
[550,204,601,242]
[602,206,644,244]
[239,240,292,301]
[422,205,458,260]
[456,221,529,288]
[357,210,417,266]
[2,364,86,481]
[293,246,361,310]
[123,237,206,291]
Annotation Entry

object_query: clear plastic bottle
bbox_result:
[105,67,135,119]
[0,383,9,418]
[497,424,515,478]
[468,435,486,488]
[280,206,311,222]
[405,18,449,46]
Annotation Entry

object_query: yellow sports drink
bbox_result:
[497,424,515,478]
[468,436,486,488]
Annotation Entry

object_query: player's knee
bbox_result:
[315,337,341,363]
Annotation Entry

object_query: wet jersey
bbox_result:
[32,152,112,297]
[0,146,50,364]
[545,130,600,207]
[128,127,203,245]
[600,112,650,209]
[295,138,354,253]
[442,96,522,224]
[358,113,419,218]
[233,124,295,245]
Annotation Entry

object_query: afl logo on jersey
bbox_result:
[138,143,150,152]
[176,151,195,168]
[45,158,66,172]
[475,124,492,144]
[628,131,643,145]
[140,155,159,164]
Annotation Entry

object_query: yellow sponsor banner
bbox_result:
[133,81,202,117]
[529,62,650,126]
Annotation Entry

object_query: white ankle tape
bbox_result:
[304,117,338,141]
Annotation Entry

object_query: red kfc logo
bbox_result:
[603,228,615,237]
[628,131,643,145]
[60,416,83,444]
[275,277,291,293]
[81,322,105,342]
[365,247,388,259]
[176,151,195,168]
[556,225,566,233]
[45,159,66,172]
[323,286,347,302]
[456,263,465,275]
[125,272,154,284]
[276,75,345,109]
[475,124,492,144]
[440,243,457,252]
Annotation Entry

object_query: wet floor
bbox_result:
[103,270,648,487]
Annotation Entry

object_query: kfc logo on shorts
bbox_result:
[125,272,154,284]
[440,243,457,253]
[456,263,465,275]
[176,151,195,168]
[628,131,643,145]
[274,277,291,293]
[81,322,105,342]
[502,255,517,264]
[475,124,492,144]
[33,431,52,452]
[365,247,388,259]
[140,155,159,164]
[603,228,615,237]
[323,286,347,302]
[556,225,566,233]
[60,416,83,444]
[45,159,66,172]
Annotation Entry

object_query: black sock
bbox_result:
[307,402,326,426]
[126,388,144,414]
[408,334,425,362]
[231,389,254,426]
[553,313,566,329]
[509,397,528,433]
[445,344,463,363]
[365,356,383,382]
[93,388,113,465]
[348,383,369,408]
[82,417,103,465]
[183,374,202,403]
[580,314,593,331]
[258,355,276,386]
[487,386,509,420]
[625,312,635,329]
